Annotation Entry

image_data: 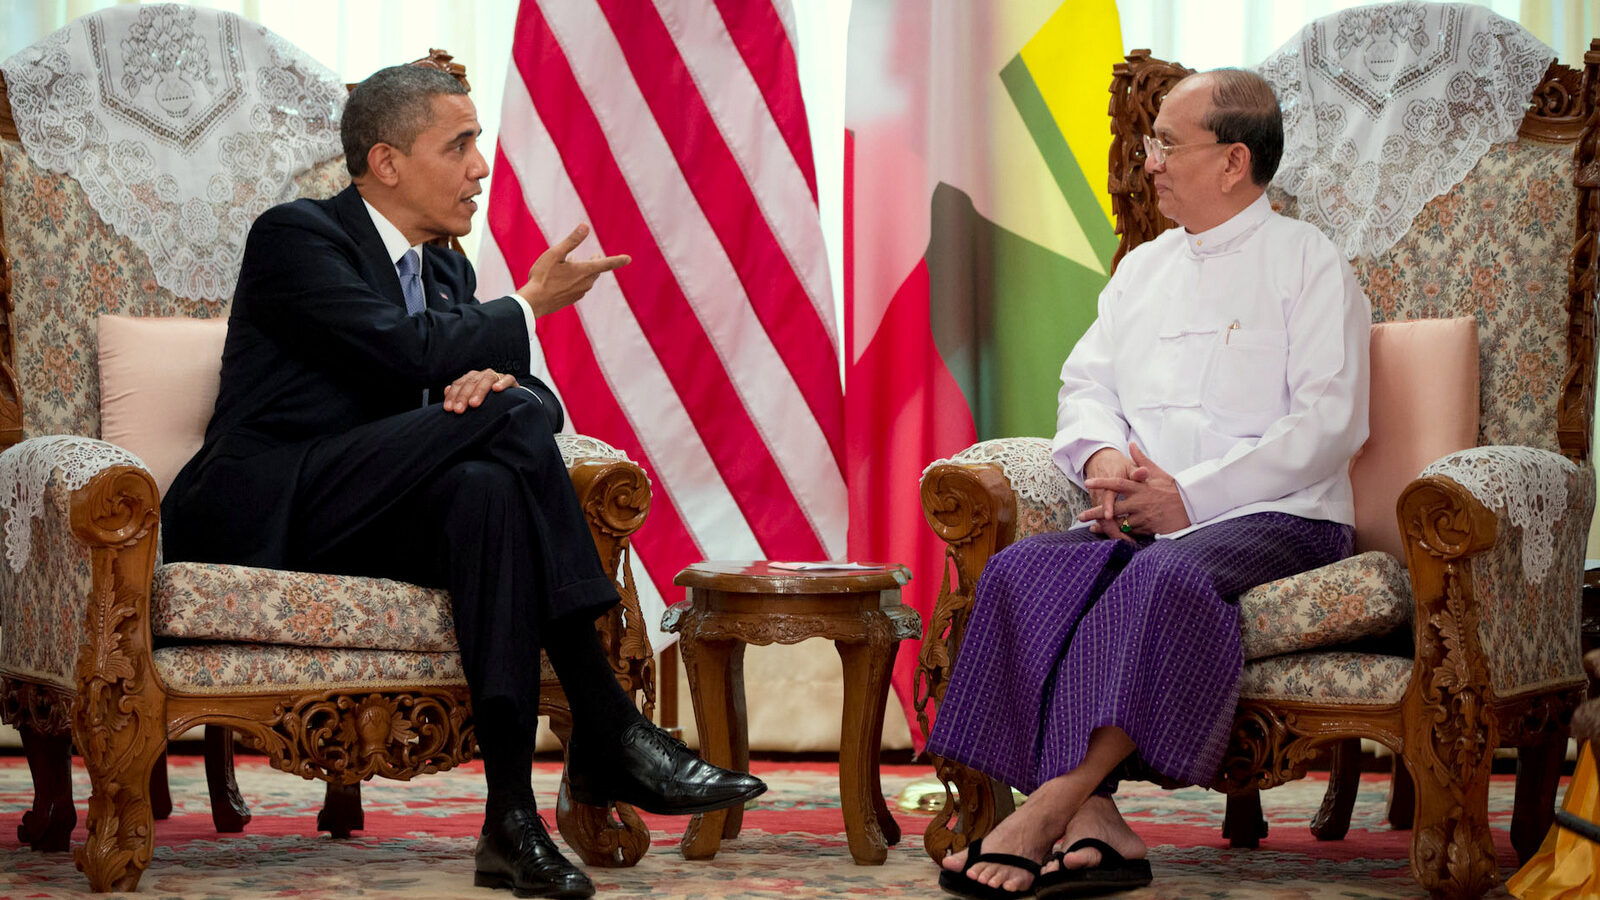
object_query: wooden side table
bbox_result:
[663,561,920,865]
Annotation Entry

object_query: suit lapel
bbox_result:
[332,185,407,310]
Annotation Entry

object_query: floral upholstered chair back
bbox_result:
[0,5,350,688]
[1,7,349,441]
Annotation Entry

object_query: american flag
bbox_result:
[478,0,845,640]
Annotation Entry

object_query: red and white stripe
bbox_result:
[480,0,844,634]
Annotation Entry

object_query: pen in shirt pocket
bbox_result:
[1225,319,1240,344]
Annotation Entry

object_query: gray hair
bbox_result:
[1197,68,1284,187]
[342,65,468,178]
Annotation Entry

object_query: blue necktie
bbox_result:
[396,249,425,316]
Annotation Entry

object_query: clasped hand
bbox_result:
[1078,443,1190,541]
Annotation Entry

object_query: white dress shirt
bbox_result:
[1052,193,1370,537]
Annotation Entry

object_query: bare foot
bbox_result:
[942,780,1087,893]
[1052,794,1146,871]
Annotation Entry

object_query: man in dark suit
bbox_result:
[163,64,763,900]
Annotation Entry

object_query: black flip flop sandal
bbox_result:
[1034,838,1152,898]
[937,837,1044,900]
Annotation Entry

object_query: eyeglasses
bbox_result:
[1142,134,1228,167]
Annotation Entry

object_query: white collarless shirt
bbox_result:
[1052,193,1371,537]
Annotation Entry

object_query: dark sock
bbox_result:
[542,616,645,747]
[475,698,537,829]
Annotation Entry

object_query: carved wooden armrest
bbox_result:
[913,460,1017,735]
[567,455,654,711]
[1399,445,1591,702]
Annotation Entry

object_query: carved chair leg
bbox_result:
[549,707,650,867]
[1309,738,1362,841]
[1402,751,1497,898]
[1387,754,1415,830]
[204,725,252,832]
[76,723,165,892]
[150,751,173,820]
[17,724,75,852]
[318,782,364,838]
[922,755,1012,863]
[1511,736,1567,864]
[1222,788,1267,849]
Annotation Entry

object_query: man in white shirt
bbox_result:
[930,69,1369,900]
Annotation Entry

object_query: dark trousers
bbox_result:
[284,387,619,731]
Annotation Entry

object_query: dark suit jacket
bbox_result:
[163,185,539,567]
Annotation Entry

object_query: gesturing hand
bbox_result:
[1080,443,1191,537]
[443,369,518,414]
[516,223,631,317]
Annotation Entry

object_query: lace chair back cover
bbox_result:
[1258,2,1553,260]
[0,4,346,300]
[0,143,349,441]
[1266,130,1574,454]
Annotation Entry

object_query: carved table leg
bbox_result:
[205,725,252,832]
[318,782,364,839]
[1309,738,1361,841]
[1387,757,1415,830]
[17,724,75,852]
[870,641,902,848]
[679,633,739,860]
[722,643,749,840]
[1511,736,1565,864]
[1223,789,1266,848]
[837,627,894,865]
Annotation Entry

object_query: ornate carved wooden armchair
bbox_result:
[0,13,655,894]
[914,38,1600,900]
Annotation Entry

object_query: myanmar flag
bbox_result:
[844,0,1124,746]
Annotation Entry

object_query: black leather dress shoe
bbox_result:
[474,807,594,899]
[568,721,767,815]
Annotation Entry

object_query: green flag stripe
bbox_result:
[999,53,1118,272]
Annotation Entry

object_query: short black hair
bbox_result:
[1198,68,1284,187]
[342,65,468,178]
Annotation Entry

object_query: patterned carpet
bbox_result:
[0,755,1533,898]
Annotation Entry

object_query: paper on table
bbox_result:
[768,561,884,571]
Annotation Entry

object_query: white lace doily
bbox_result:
[923,437,1088,512]
[1421,446,1577,583]
[555,433,638,469]
[0,436,150,573]
[0,5,346,300]
[1257,2,1552,259]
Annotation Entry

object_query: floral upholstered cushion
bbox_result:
[152,644,557,693]
[1238,551,1412,661]
[153,563,459,652]
[1239,651,1411,705]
